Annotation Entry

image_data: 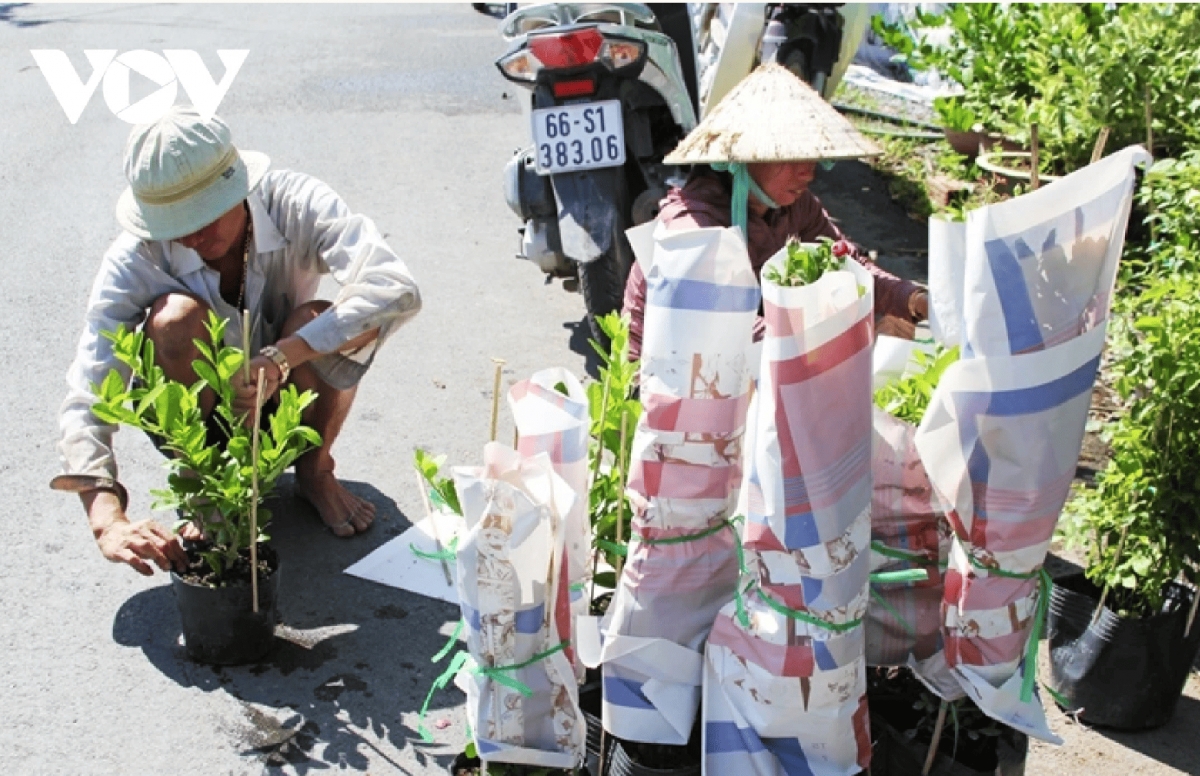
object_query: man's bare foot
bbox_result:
[295,469,376,537]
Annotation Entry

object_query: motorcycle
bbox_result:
[495,2,697,344]
[690,3,871,115]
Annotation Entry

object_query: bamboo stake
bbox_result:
[614,413,629,580]
[1029,123,1040,191]
[250,367,265,613]
[242,309,252,383]
[489,358,506,443]
[414,470,454,587]
[587,370,613,606]
[1144,83,1154,158]
[1090,126,1111,165]
[1093,525,1129,625]
[921,701,949,775]
[1185,578,1200,639]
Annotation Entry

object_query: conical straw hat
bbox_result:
[665,63,880,165]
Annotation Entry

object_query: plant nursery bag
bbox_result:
[1046,574,1200,730]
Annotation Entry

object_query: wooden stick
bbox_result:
[1090,126,1111,164]
[614,413,630,580]
[597,729,610,776]
[489,358,505,443]
[921,701,949,776]
[1029,123,1040,191]
[414,469,454,587]
[1185,580,1200,639]
[250,367,265,613]
[242,309,252,383]
[1094,525,1129,625]
[1144,83,1154,158]
[587,370,613,607]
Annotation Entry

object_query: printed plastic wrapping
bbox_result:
[912,146,1150,742]
[451,443,586,769]
[702,252,875,776]
[595,223,758,745]
[508,368,591,683]
[866,403,951,667]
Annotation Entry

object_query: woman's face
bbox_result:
[748,161,818,209]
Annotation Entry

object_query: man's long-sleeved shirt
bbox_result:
[58,169,422,482]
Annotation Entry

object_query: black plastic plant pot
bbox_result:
[448,751,581,775]
[868,711,1027,776]
[170,548,280,665]
[579,677,610,776]
[607,741,700,776]
[1046,573,1200,730]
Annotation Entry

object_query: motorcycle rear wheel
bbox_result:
[577,216,634,354]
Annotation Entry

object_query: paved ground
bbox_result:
[2,4,1197,775]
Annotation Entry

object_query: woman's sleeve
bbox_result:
[622,260,648,361]
[793,193,922,321]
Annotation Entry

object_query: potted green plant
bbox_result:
[90,312,321,665]
[1055,271,1200,728]
[867,667,1027,776]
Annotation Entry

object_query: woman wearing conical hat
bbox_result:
[622,63,927,359]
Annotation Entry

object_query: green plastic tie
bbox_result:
[753,585,864,633]
[869,569,930,585]
[871,540,948,569]
[417,638,571,743]
[635,517,750,628]
[410,535,459,563]
[710,162,779,239]
[964,554,1051,704]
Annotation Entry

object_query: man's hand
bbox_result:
[84,489,187,576]
[96,519,189,576]
[230,355,282,419]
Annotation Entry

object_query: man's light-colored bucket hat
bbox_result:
[665,63,880,165]
[116,105,270,241]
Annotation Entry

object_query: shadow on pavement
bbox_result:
[111,477,464,774]
[1090,693,1200,774]
[565,315,603,380]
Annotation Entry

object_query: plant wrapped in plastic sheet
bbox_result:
[909,145,1149,741]
[592,223,758,746]
[446,444,587,769]
[702,246,876,776]
[508,367,593,683]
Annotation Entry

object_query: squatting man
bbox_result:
[52,105,422,574]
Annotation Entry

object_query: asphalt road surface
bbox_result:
[3,4,580,774]
[5,4,1196,776]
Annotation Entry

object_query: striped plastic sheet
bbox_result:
[598,224,759,745]
[912,145,1150,743]
[508,368,592,682]
[703,253,876,776]
[451,444,586,768]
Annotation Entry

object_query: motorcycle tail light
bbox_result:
[552,79,596,98]
[599,40,645,70]
[498,49,544,82]
[528,28,605,69]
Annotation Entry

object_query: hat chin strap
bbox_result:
[711,162,779,239]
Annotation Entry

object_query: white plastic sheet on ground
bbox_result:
[703,253,875,776]
[508,368,591,683]
[593,223,758,745]
[450,443,586,768]
[911,145,1150,743]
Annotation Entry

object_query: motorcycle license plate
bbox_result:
[531,100,625,175]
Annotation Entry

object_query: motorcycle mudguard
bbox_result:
[550,167,625,264]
